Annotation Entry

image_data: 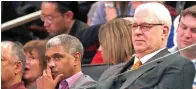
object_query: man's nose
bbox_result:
[184,29,192,38]
[134,26,143,35]
[43,20,50,27]
[26,57,30,64]
[48,60,55,68]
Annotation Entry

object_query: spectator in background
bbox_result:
[1,41,26,89]
[170,5,196,89]
[23,40,47,89]
[90,1,168,26]
[91,1,131,26]
[93,3,195,89]
[41,1,88,38]
[91,18,134,64]
[87,1,100,26]
[37,34,96,89]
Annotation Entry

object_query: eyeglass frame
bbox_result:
[129,23,163,32]
[40,14,64,24]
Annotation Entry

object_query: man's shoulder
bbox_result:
[71,74,96,89]
[165,52,193,65]
[75,20,89,29]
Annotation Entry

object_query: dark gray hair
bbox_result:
[1,41,26,73]
[46,34,84,58]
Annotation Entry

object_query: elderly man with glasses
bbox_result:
[90,2,195,89]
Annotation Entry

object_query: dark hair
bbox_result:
[180,5,196,21]
[45,1,78,14]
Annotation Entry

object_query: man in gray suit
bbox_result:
[37,34,96,89]
[92,3,195,89]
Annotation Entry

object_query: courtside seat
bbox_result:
[82,64,111,81]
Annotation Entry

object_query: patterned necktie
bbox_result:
[59,80,69,89]
[131,59,142,70]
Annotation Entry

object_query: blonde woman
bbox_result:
[91,18,134,64]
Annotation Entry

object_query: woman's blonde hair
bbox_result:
[99,18,134,64]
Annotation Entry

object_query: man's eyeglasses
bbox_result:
[40,14,61,24]
[130,23,163,31]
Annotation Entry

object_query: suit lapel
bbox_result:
[120,48,170,89]
[97,57,134,89]
[119,56,135,73]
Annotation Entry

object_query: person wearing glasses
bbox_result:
[41,1,88,38]
[36,34,96,89]
[1,41,27,89]
[91,3,195,89]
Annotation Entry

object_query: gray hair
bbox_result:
[1,41,26,73]
[135,2,172,31]
[46,34,84,58]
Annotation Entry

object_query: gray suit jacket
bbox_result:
[95,49,195,89]
[70,74,96,89]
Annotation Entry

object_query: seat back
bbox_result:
[82,64,111,81]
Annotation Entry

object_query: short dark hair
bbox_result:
[45,1,78,14]
[180,5,196,21]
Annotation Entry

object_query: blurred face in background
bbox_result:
[177,15,196,51]
[41,2,67,35]
[23,49,43,83]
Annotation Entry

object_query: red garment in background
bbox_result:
[91,51,104,64]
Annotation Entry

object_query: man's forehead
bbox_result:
[46,46,68,55]
[1,47,11,57]
[134,9,160,24]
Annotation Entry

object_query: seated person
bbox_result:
[37,34,96,89]
[170,5,196,89]
[41,1,88,38]
[23,40,47,89]
[1,41,26,89]
[89,3,195,89]
[91,18,134,64]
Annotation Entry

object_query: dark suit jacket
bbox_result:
[94,49,195,89]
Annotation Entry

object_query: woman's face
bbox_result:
[23,49,43,82]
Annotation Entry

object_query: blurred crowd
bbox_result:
[1,1,196,89]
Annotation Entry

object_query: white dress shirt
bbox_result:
[134,48,165,64]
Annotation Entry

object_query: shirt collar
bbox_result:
[135,48,165,64]
[66,71,83,88]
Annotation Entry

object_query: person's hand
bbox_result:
[105,6,117,22]
[37,66,64,89]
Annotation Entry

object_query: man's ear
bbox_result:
[63,11,74,22]
[73,52,81,66]
[14,61,23,75]
[161,25,170,40]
